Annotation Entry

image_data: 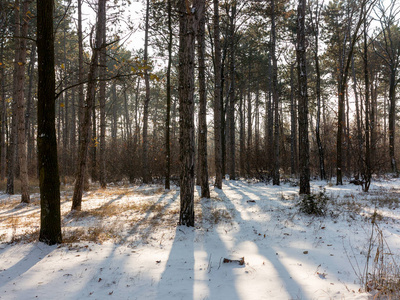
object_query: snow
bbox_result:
[1,178,400,299]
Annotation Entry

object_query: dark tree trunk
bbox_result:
[0,35,5,181]
[289,64,298,176]
[178,0,197,226]
[296,0,310,195]
[213,0,223,189]
[165,0,173,190]
[266,57,273,174]
[389,70,397,174]
[196,0,210,198]
[37,0,62,245]
[363,21,371,192]
[221,47,227,177]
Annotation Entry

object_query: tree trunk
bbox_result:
[72,0,105,211]
[314,39,325,181]
[389,70,397,174]
[17,0,30,202]
[142,0,151,184]
[296,0,310,195]
[37,0,62,245]
[271,0,280,185]
[289,64,297,176]
[239,90,245,177]
[247,74,252,176]
[0,35,5,180]
[363,21,371,192]
[71,87,77,168]
[351,55,363,175]
[99,4,107,188]
[13,0,30,202]
[336,0,370,185]
[165,0,172,190]
[196,0,210,198]
[26,43,36,170]
[91,90,97,182]
[227,2,236,180]
[213,0,223,189]
[178,0,197,226]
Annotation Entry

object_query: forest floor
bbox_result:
[1,177,400,299]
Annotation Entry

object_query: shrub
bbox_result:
[297,190,329,216]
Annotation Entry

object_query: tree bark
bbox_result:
[72,0,105,211]
[247,72,252,176]
[313,17,325,180]
[227,2,236,180]
[37,0,62,245]
[271,0,280,185]
[13,0,30,203]
[165,0,173,190]
[336,0,370,185]
[296,0,310,194]
[142,0,151,184]
[213,0,223,189]
[26,43,36,169]
[197,0,210,198]
[289,64,298,176]
[0,35,5,181]
[178,0,197,226]
[239,89,245,177]
[363,20,372,192]
[99,3,107,188]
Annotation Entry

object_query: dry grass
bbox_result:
[0,178,40,194]
[0,186,203,245]
[62,225,123,244]
[208,208,233,224]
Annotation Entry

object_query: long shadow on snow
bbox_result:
[215,182,309,300]
[156,225,194,300]
[0,243,54,290]
[0,188,179,299]
[197,190,242,300]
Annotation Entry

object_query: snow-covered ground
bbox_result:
[1,178,399,299]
